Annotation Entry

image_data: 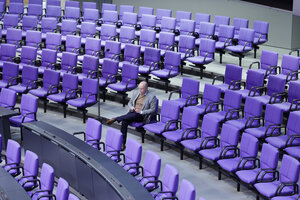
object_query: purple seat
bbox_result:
[73,118,103,149]
[6,28,22,48]
[0,62,19,88]
[138,47,161,79]
[8,3,24,21]
[136,150,161,191]
[138,7,154,22]
[100,24,117,47]
[195,13,210,33]
[66,78,98,123]
[120,138,142,175]
[82,2,97,16]
[99,59,118,102]
[0,44,17,68]
[119,44,140,69]
[65,1,80,8]
[78,37,101,62]
[68,194,80,200]
[62,7,80,23]
[233,18,249,39]
[254,155,300,199]
[187,84,221,118]
[40,177,69,200]
[79,22,97,45]
[28,163,54,200]
[98,10,118,30]
[38,48,57,74]
[235,143,279,191]
[99,40,121,65]
[177,35,195,75]
[119,5,134,21]
[101,3,117,16]
[38,32,62,55]
[168,77,199,109]
[9,65,38,94]
[17,46,37,70]
[17,150,39,191]
[175,19,195,42]
[43,5,61,23]
[40,17,58,39]
[156,17,176,39]
[156,9,172,26]
[57,35,81,59]
[23,30,42,51]
[186,38,215,79]
[226,28,255,66]
[119,26,135,50]
[175,11,192,29]
[285,146,300,160]
[78,8,99,29]
[0,88,16,109]
[214,15,230,36]
[139,29,156,52]
[77,55,98,81]
[2,139,21,176]
[271,195,300,200]
[2,14,19,35]
[215,25,234,63]
[60,19,77,41]
[135,14,156,38]
[212,63,242,93]
[103,127,123,162]
[21,16,38,37]
[249,50,279,78]
[174,179,196,200]
[120,12,137,29]
[199,123,240,169]
[29,69,60,112]
[48,74,78,118]
[151,51,181,93]
[245,104,283,139]
[158,32,175,57]
[253,20,269,58]
[233,69,265,99]
[217,134,259,180]
[276,54,300,83]
[28,0,42,5]
[195,22,215,47]
[46,0,60,7]
[58,52,78,77]
[26,4,43,21]
[151,164,179,200]
[266,111,300,149]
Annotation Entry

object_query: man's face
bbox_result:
[138,84,147,95]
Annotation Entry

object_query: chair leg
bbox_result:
[256,195,260,200]
[239,57,242,66]
[122,95,126,107]
[237,182,240,192]
[199,157,203,169]
[20,127,23,141]
[180,61,184,75]
[218,169,222,180]
[165,81,169,93]
[141,132,145,143]
[200,68,203,79]
[219,52,223,63]
[180,148,184,160]
[43,100,47,113]
[160,139,164,151]
[82,109,87,123]
[63,104,67,118]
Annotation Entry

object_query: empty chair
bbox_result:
[101,3,117,16]
[100,24,117,47]
[212,64,242,93]
[2,14,19,35]
[215,25,234,63]
[120,138,142,175]
[65,1,80,8]
[26,4,43,21]
[79,37,101,62]
[138,7,154,22]
[47,74,78,118]
[39,177,69,200]
[0,44,17,68]
[99,40,121,65]
[99,59,118,102]
[102,127,123,162]
[195,13,210,32]
[82,2,97,16]
[28,0,42,5]
[253,20,269,58]
[138,47,161,79]
[120,12,138,28]
[177,35,195,74]
[217,134,259,180]
[157,17,176,38]
[98,10,118,29]
[175,11,192,29]
[214,15,230,36]
[29,69,60,113]
[254,155,300,199]
[119,26,135,50]
[276,54,300,82]
[233,18,249,39]
[119,44,140,69]
[136,14,156,38]
[58,35,81,59]
[40,17,58,39]
[17,46,37,70]
[151,164,179,200]
[77,55,98,81]
[108,63,138,107]
[8,3,24,21]
[249,50,279,78]
[39,32,62,55]
[46,0,60,7]
[186,38,215,79]
[17,150,39,191]
[175,19,195,42]
[156,9,172,26]
[20,16,38,37]
[168,78,199,109]
[195,22,215,47]
[60,19,77,41]
[66,78,98,123]
[6,28,22,48]
[119,5,134,21]
[199,123,240,169]
[62,7,80,23]
[158,32,175,57]
[0,62,19,89]
[57,52,78,77]
[139,29,156,53]
[9,65,38,94]
[44,5,61,22]
[151,51,181,93]
[2,139,21,177]
[23,30,42,50]
[80,8,99,25]
[79,22,97,44]
[73,118,103,149]
[37,49,57,74]
[0,88,16,109]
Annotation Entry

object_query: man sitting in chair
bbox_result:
[107,81,157,149]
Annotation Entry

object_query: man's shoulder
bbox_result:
[146,90,157,99]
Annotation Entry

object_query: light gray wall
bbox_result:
[113,0,294,49]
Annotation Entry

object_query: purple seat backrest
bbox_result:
[101,3,117,13]
[239,133,259,158]
[238,28,255,47]
[158,32,175,51]
[245,69,265,91]
[65,35,81,52]
[61,19,77,36]
[138,6,154,21]
[8,3,23,15]
[22,16,38,31]
[143,47,160,66]
[85,118,102,147]
[218,25,234,42]
[81,78,98,100]
[160,100,180,124]
[164,51,181,71]
[0,44,16,60]
[124,44,140,62]
[6,28,22,44]
[260,50,278,71]
[85,38,101,55]
[82,2,97,11]
[233,18,249,36]
[61,52,77,71]
[181,77,199,100]
[29,0,42,5]
[253,20,269,41]
[287,111,300,136]
[264,104,283,127]
[244,97,263,120]
[280,155,300,183]
[47,0,60,7]
[105,127,123,152]
[41,17,57,33]
[41,49,57,67]
[122,12,138,27]
[260,143,279,170]
[140,29,156,47]
[46,5,61,18]
[175,10,192,27]
[2,62,18,81]
[179,19,195,35]
[102,59,118,79]
[156,9,172,24]
[220,124,239,148]
[23,150,39,178]
[199,38,215,59]
[202,84,221,105]
[119,26,135,43]
[141,14,156,29]
[198,22,215,38]
[223,90,242,111]
[181,108,199,130]
[125,138,142,164]
[100,24,116,40]
[22,65,38,85]
[224,64,243,85]
[266,75,286,96]
[178,179,196,200]
[65,7,80,19]
[160,17,176,32]
[56,178,69,200]
[3,14,18,29]
[195,13,210,30]
[105,40,121,59]
[45,32,61,49]
[201,115,219,139]
[27,4,42,16]
[26,30,42,47]
[214,15,230,33]
[40,163,55,192]
[82,55,98,76]
[120,5,134,20]
[65,1,80,8]
[43,69,60,90]
[281,54,300,75]
[62,73,78,93]
[162,164,179,194]
[81,22,96,38]
[21,46,37,63]
[0,88,16,108]
[121,63,138,85]
[287,81,300,103]
[143,150,161,178]
[6,139,21,166]
[83,8,99,22]
[20,94,38,119]
[102,10,118,24]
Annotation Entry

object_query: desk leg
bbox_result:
[0,117,12,149]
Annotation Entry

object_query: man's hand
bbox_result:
[130,107,135,112]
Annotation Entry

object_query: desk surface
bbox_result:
[23,121,154,200]
[0,107,19,118]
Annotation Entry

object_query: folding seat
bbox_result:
[80,8,99,26]
[119,44,140,69]
[271,81,300,113]
[151,51,181,93]
[156,17,176,39]
[6,28,22,48]
[40,17,58,39]
[255,154,300,200]
[22,31,42,53]
[217,134,259,180]
[156,9,172,26]
[233,18,249,39]
[102,127,123,162]
[235,143,279,191]
[151,164,179,200]
[97,10,118,31]
[249,50,279,78]
[212,63,242,93]
[108,63,138,107]
[185,38,215,79]
[143,100,181,140]
[16,46,37,70]
[73,118,103,149]
[57,52,78,76]
[253,20,269,58]
[195,22,215,49]
[47,74,78,118]
[29,69,60,113]
[215,25,234,63]
[57,35,81,59]
[99,40,121,65]
[199,123,240,169]
[9,94,38,140]
[20,16,38,37]
[162,107,200,153]
[195,13,210,33]
[39,32,62,55]
[175,19,195,42]
[7,3,24,21]
[9,65,38,94]
[266,111,300,150]
[60,19,77,41]
[136,150,161,191]
[77,55,98,81]
[119,138,142,175]
[78,37,101,62]
[100,24,117,47]
[0,88,16,109]
[62,6,80,23]
[26,4,43,21]
[253,75,286,106]
[80,22,97,45]
[66,78,98,123]
[158,32,175,57]
[233,69,265,99]
[120,12,138,29]
[138,47,161,79]
[276,54,300,83]
[1,14,19,36]
[28,163,55,199]
[39,177,69,200]
[0,44,17,68]
[139,29,156,52]
[168,77,199,109]
[17,150,39,191]
[65,1,80,9]
[175,11,192,29]
[135,14,156,38]
[119,26,135,50]
[119,5,134,21]
[43,5,61,22]
[138,6,154,22]
[37,49,57,74]
[214,15,230,36]
[2,139,21,176]
[0,62,19,89]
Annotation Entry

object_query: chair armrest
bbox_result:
[185,94,199,106]
[225,108,242,121]
[168,65,179,76]
[73,131,86,140]
[255,168,279,183]
[21,112,37,123]
[168,90,181,100]
[37,193,56,200]
[181,128,200,140]
[164,120,180,132]
[84,93,97,105]
[125,78,137,90]
[264,124,283,137]
[275,182,299,196]
[237,157,259,171]
[200,136,218,150]
[269,92,286,104]
[212,75,225,84]
[204,101,220,113]
[245,116,263,129]
[219,145,239,159]
[285,135,300,147]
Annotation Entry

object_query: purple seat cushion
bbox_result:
[226,45,252,53]
[0,80,8,88]
[266,135,291,149]
[217,157,254,172]
[108,82,136,92]
[236,168,275,184]
[48,92,67,102]
[163,129,195,142]
[180,138,203,151]
[186,56,214,65]
[136,176,157,190]
[271,102,292,113]
[143,122,167,134]
[10,115,35,127]
[225,118,248,132]
[67,97,96,108]
[151,69,178,78]
[29,88,48,98]
[255,181,294,198]
[285,146,300,159]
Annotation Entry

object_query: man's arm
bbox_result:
[128,90,138,109]
[141,95,157,115]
